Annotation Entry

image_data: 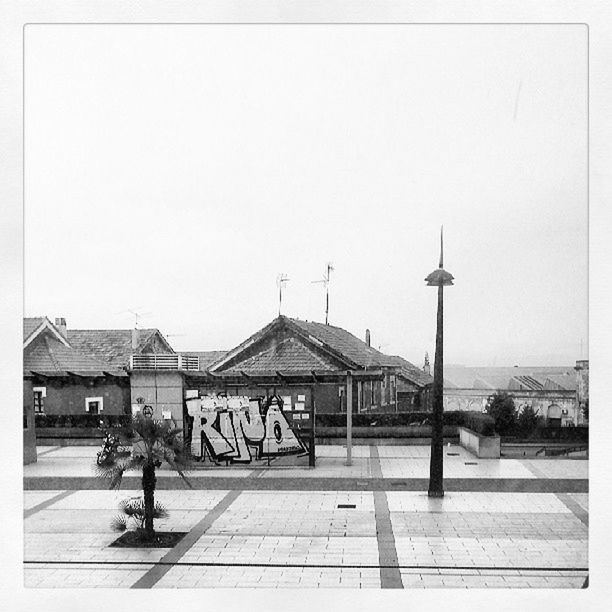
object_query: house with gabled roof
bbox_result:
[191,316,432,413]
[23,316,132,421]
[67,327,174,369]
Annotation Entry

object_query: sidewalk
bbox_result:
[23,444,588,588]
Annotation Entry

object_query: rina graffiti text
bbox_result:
[185,394,306,463]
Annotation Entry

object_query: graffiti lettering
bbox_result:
[186,394,306,463]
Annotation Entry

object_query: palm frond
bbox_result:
[162,449,192,489]
[94,455,144,490]
[110,514,127,532]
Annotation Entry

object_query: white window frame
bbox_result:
[33,387,46,413]
[85,397,104,413]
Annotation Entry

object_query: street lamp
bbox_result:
[425,227,454,498]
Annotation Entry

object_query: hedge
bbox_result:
[34,414,132,429]
[315,411,467,428]
[504,425,588,443]
[462,411,496,436]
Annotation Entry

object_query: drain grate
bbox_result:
[337,504,356,509]
[464,462,478,465]
[447,453,460,456]
[391,481,407,486]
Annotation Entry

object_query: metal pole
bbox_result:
[428,284,445,497]
[309,386,316,468]
[345,371,353,466]
[395,381,398,413]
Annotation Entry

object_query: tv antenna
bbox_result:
[311,262,334,325]
[276,273,290,316]
[114,307,152,329]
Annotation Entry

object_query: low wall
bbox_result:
[316,436,458,446]
[317,425,457,438]
[459,426,500,458]
[36,427,124,446]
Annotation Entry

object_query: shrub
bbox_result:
[35,414,49,428]
[463,411,496,436]
[485,392,517,436]
[517,405,541,437]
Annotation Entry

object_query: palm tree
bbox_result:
[96,413,192,542]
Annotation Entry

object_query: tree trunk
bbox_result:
[142,462,157,541]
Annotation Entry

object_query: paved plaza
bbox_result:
[23,444,588,588]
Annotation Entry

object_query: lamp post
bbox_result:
[425,227,454,498]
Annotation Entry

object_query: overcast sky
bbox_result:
[24,24,587,367]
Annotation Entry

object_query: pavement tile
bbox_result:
[23,444,588,589]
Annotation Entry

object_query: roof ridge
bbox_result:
[68,328,158,332]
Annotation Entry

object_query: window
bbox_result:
[33,387,46,413]
[85,397,104,414]
[23,409,29,429]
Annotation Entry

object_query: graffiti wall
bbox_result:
[185,393,307,463]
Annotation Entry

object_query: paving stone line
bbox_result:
[521,461,550,479]
[555,493,589,527]
[24,490,76,519]
[130,490,241,589]
[370,446,403,589]
[24,476,589,492]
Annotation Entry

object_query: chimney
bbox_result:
[54,317,67,338]
[132,328,140,350]
[365,329,371,347]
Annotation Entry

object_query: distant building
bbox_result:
[442,365,585,426]
[575,360,589,422]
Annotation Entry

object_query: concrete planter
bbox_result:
[458,426,500,458]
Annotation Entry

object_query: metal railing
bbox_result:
[130,354,201,371]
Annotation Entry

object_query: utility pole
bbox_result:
[425,227,454,498]
[345,370,353,466]
[311,262,334,325]
[277,273,290,316]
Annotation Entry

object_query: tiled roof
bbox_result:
[212,316,431,386]
[384,355,434,388]
[288,318,398,368]
[23,317,46,342]
[222,337,337,375]
[67,329,172,368]
[24,333,124,376]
